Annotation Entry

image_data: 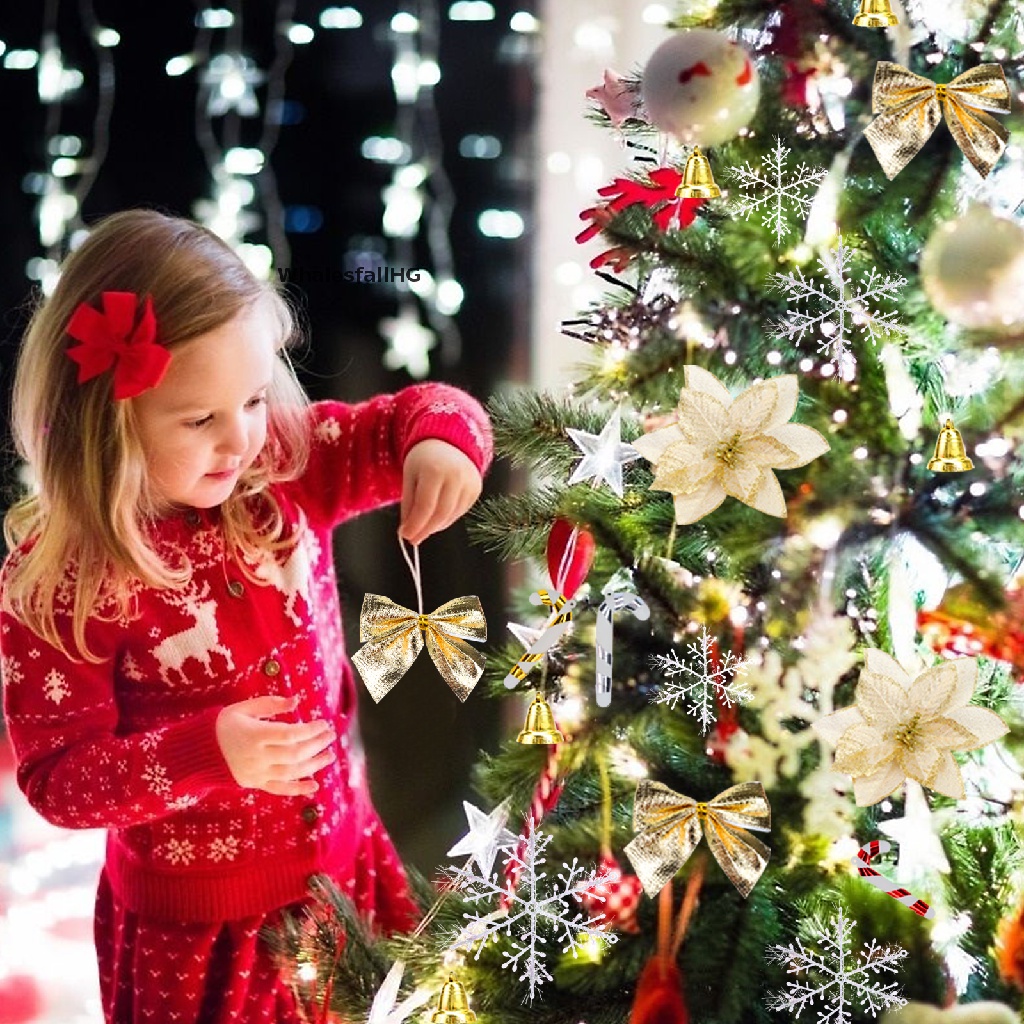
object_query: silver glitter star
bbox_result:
[566,407,640,497]
[447,798,517,877]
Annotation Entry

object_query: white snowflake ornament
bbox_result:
[649,626,751,734]
[445,817,615,1001]
[730,137,827,244]
[770,236,906,373]
[767,908,908,1023]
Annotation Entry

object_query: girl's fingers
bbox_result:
[260,718,333,745]
[426,484,463,539]
[281,730,336,762]
[401,473,443,543]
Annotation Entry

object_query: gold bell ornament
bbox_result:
[516,693,565,745]
[428,974,477,1023]
[927,418,974,472]
[675,146,721,200]
[853,0,898,27]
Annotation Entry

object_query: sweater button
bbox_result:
[302,804,320,825]
[184,509,201,527]
[226,580,244,598]
[262,658,281,677]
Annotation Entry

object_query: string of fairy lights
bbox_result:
[5,1,536,378]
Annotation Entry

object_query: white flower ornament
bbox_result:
[813,649,1008,806]
[631,365,830,525]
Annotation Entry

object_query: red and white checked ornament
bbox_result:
[580,852,643,934]
[852,839,935,919]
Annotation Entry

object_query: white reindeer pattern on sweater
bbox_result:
[251,511,314,626]
[152,578,235,685]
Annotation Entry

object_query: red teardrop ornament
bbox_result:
[546,519,596,599]
[629,956,689,1024]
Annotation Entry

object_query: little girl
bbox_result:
[0,209,494,1023]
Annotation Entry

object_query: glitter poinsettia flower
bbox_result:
[631,365,830,524]
[813,649,1008,806]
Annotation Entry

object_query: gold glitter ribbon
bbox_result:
[351,594,487,703]
[864,61,1010,180]
[624,780,771,899]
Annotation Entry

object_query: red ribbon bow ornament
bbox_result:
[65,291,171,399]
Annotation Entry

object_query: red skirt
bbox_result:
[94,822,419,1024]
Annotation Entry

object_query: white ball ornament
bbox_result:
[882,1002,1017,1024]
[641,29,760,146]
[921,204,1024,332]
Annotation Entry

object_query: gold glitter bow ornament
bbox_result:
[813,649,1008,806]
[864,61,1011,180]
[352,594,487,703]
[624,780,771,899]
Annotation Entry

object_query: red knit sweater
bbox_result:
[1,383,492,922]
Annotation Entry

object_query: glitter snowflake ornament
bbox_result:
[766,909,908,1023]
[446,816,615,1001]
[770,236,906,377]
[730,137,827,244]
[649,626,752,734]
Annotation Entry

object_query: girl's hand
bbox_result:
[399,439,483,545]
[215,695,336,797]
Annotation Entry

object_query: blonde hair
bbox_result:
[2,209,313,663]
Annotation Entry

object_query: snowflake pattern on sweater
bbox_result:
[1,383,492,923]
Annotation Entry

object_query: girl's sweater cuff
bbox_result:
[402,413,492,475]
[159,704,238,793]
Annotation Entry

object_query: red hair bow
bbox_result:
[65,291,171,400]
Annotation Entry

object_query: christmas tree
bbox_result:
[269,2,1024,1022]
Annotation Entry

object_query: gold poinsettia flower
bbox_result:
[631,365,829,525]
[813,649,1008,806]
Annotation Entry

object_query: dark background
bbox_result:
[0,0,535,872]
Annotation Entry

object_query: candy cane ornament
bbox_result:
[501,747,564,909]
[503,590,577,689]
[595,591,651,707]
[851,840,934,919]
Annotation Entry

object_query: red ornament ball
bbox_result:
[580,853,643,934]
[546,519,596,599]
[0,974,43,1024]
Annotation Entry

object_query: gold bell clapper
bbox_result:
[676,146,721,200]
[853,0,898,27]
[927,418,974,472]
[429,974,477,1023]
[516,693,565,745]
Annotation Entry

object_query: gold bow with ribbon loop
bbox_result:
[352,594,487,703]
[864,61,1010,180]
[624,780,771,899]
